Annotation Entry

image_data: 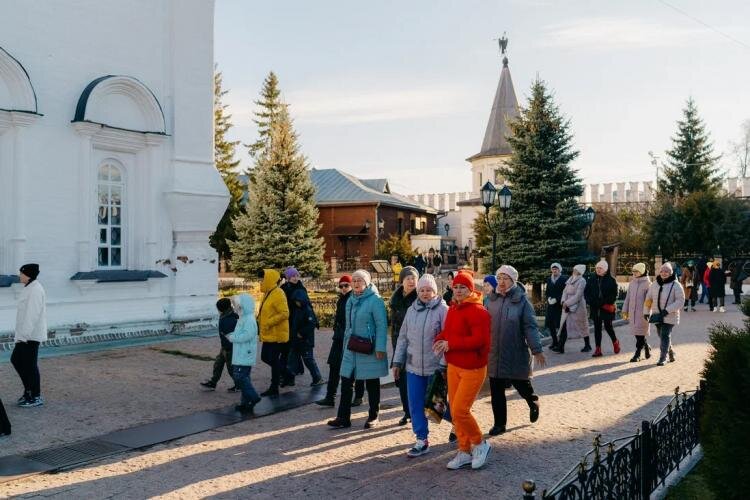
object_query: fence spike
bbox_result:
[674,386,680,397]
[607,443,615,457]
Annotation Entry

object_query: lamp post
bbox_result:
[444,223,450,236]
[481,181,512,272]
[583,206,596,240]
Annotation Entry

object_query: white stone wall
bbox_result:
[0,0,227,338]
[578,177,750,204]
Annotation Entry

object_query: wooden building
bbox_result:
[310,169,438,271]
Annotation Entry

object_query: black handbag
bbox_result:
[347,334,374,354]
[648,312,666,324]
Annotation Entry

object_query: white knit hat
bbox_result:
[596,260,609,271]
[417,274,438,293]
[632,263,647,276]
[496,264,519,284]
[660,262,673,274]
[550,262,562,271]
[573,264,587,275]
[352,269,371,286]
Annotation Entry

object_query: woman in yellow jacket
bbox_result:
[258,269,290,396]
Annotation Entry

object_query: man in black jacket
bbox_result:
[584,260,620,357]
[545,263,567,351]
[200,298,239,391]
[316,275,364,406]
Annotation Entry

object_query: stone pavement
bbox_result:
[0,303,745,499]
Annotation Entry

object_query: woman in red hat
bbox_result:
[433,271,491,470]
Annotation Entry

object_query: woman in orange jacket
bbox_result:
[433,271,491,470]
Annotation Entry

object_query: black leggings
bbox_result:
[11,341,41,398]
[260,342,285,389]
[590,308,617,347]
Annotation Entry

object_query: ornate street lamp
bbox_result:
[583,206,596,240]
[444,223,450,235]
[481,181,512,272]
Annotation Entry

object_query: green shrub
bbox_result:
[700,297,750,499]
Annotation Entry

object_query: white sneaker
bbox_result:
[447,451,473,470]
[471,440,491,469]
[719,306,725,313]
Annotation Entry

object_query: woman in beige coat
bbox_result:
[644,262,685,366]
[551,264,590,354]
[621,263,651,362]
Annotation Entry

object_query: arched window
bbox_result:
[97,162,125,268]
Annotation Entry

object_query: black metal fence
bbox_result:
[524,384,704,500]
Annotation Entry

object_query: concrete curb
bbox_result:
[651,445,703,500]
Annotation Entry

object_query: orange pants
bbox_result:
[447,363,487,452]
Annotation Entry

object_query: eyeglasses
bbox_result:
[338,284,351,289]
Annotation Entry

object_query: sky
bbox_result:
[214,0,750,195]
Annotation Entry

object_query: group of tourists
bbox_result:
[320,263,545,470]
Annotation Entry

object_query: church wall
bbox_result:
[0,0,225,340]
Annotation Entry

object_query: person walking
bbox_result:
[12,264,47,408]
[227,294,262,413]
[414,250,426,276]
[286,288,325,386]
[585,260,620,357]
[680,262,697,312]
[389,266,419,426]
[696,257,709,304]
[258,269,290,397]
[281,267,306,385]
[200,298,238,391]
[316,275,365,407]
[703,263,713,311]
[485,265,546,436]
[545,263,567,351]
[392,274,449,457]
[644,263,685,366]
[482,275,497,308]
[551,264,590,354]
[327,269,388,429]
[621,263,652,362]
[433,271,492,470]
[730,260,747,305]
[709,261,728,313]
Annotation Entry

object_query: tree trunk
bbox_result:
[532,282,542,303]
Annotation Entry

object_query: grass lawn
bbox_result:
[665,461,715,500]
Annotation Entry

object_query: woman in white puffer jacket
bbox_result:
[13,263,47,408]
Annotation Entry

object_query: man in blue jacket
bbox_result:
[200,298,239,391]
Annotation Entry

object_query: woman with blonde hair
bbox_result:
[621,263,651,362]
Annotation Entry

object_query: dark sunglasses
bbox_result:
[338,284,351,289]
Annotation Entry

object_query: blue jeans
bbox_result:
[232,366,260,405]
[406,372,452,440]
[657,324,674,361]
[287,346,322,382]
[699,284,709,303]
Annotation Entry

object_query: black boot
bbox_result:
[630,348,642,363]
[581,337,592,352]
[644,343,651,359]
[260,386,279,397]
[552,331,566,353]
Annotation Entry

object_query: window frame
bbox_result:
[96,160,126,270]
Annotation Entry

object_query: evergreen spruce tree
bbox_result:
[485,78,588,296]
[230,101,325,276]
[246,71,283,160]
[209,69,244,264]
[659,98,722,198]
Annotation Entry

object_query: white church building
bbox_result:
[0,1,228,341]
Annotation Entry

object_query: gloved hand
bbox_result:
[548,298,557,305]
[644,314,650,322]
[621,312,629,320]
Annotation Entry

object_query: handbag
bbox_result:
[601,303,616,314]
[347,334,374,354]
[648,311,666,324]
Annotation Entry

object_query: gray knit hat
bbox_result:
[399,266,419,283]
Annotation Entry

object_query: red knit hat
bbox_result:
[338,274,352,284]
[451,270,475,291]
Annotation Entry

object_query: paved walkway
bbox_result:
[0,303,745,499]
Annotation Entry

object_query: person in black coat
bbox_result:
[708,261,728,312]
[584,260,620,357]
[730,260,748,305]
[316,275,364,406]
[200,298,238,390]
[281,267,307,385]
[287,288,324,385]
[696,257,708,304]
[545,263,567,351]
[389,266,419,426]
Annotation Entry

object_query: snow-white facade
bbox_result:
[0,0,228,340]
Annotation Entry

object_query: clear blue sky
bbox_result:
[215,0,750,194]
